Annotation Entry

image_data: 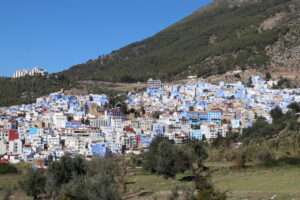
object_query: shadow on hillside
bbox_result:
[179,175,195,182]
[125,181,136,185]
[255,157,300,168]
[138,191,154,197]
[273,157,300,166]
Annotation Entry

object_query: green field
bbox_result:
[126,164,300,200]
[213,166,300,200]
[0,173,29,200]
[0,163,31,200]
[1,164,300,200]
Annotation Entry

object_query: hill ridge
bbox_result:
[62,0,300,83]
[2,0,300,107]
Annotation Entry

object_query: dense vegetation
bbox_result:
[62,0,294,82]
[208,103,300,167]
[19,139,226,200]
[142,137,226,200]
[0,75,72,107]
[0,164,18,174]
[20,156,123,200]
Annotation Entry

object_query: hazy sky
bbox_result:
[0,0,210,76]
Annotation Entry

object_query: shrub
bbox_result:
[256,150,275,166]
[143,137,208,178]
[20,169,46,200]
[0,164,18,174]
[20,156,123,200]
[232,151,247,169]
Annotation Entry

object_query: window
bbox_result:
[13,142,18,153]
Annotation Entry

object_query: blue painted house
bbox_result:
[91,143,109,157]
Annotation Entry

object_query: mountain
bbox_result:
[62,0,300,82]
[1,0,300,107]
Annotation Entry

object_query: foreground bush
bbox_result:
[20,156,122,200]
[144,137,226,200]
[0,164,18,174]
[20,169,46,200]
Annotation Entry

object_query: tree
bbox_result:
[60,174,121,200]
[265,72,272,81]
[161,141,226,200]
[109,94,127,109]
[143,137,198,178]
[193,163,226,200]
[288,102,300,113]
[191,141,226,200]
[274,77,295,89]
[0,163,18,174]
[130,137,227,200]
[144,138,211,179]
[20,156,124,200]
[242,117,276,139]
[190,140,208,162]
[175,146,195,173]
[87,173,121,200]
[270,106,283,121]
[20,169,46,200]
[143,137,167,172]
[256,150,274,166]
[60,158,122,200]
[59,177,88,200]
[233,151,247,169]
[46,155,87,198]
[156,139,178,178]
[246,77,253,88]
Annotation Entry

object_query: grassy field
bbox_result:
[213,166,300,200]
[0,163,31,200]
[0,173,29,200]
[126,164,300,200]
[1,163,300,200]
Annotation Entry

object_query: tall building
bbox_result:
[147,78,162,90]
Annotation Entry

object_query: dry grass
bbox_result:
[126,164,300,200]
[1,163,300,200]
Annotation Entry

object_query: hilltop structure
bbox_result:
[12,67,47,78]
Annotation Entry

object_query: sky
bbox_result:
[0,0,210,77]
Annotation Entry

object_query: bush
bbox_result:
[20,169,46,200]
[20,156,123,200]
[143,137,208,179]
[232,151,247,169]
[60,173,121,200]
[288,102,300,113]
[152,138,178,178]
[0,164,18,174]
[256,150,275,166]
[46,155,87,193]
[270,106,284,122]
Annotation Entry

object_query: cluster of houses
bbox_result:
[12,67,47,78]
[0,75,300,165]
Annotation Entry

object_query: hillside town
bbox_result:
[0,75,299,166]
